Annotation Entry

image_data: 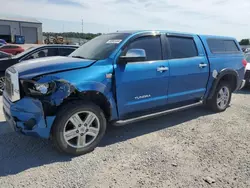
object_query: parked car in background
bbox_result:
[0,45,24,55]
[2,30,245,155]
[0,51,12,59]
[244,48,250,53]
[0,44,78,93]
[244,53,250,85]
[0,39,7,45]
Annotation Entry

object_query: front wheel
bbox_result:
[52,102,107,155]
[207,82,232,112]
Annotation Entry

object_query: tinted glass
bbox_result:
[59,48,76,56]
[15,47,36,58]
[245,53,250,62]
[70,33,130,60]
[23,48,58,60]
[0,52,8,58]
[168,36,198,59]
[1,45,18,49]
[224,40,239,52]
[126,36,162,61]
[207,39,239,53]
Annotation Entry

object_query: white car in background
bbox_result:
[244,53,250,86]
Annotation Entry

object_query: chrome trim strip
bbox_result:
[114,101,203,126]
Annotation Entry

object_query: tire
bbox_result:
[0,74,5,95]
[207,82,232,112]
[52,101,107,155]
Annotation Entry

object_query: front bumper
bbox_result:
[3,91,55,139]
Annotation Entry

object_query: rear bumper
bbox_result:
[3,91,55,139]
[239,79,246,90]
[244,70,250,84]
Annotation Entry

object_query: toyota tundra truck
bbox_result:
[3,30,246,155]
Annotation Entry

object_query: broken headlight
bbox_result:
[21,80,56,96]
[34,83,50,94]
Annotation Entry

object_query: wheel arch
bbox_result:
[207,68,239,100]
[58,90,117,122]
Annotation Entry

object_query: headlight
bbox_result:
[34,83,49,94]
[21,80,56,96]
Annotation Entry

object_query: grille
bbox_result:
[5,71,13,97]
[5,68,20,102]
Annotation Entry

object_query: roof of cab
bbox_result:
[115,30,194,36]
[115,30,236,40]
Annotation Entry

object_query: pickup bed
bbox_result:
[3,30,246,155]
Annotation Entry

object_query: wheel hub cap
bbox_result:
[217,86,230,109]
[63,111,100,149]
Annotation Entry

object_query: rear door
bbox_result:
[165,34,209,104]
[115,34,169,118]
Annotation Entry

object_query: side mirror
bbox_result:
[119,49,146,63]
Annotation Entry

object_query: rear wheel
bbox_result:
[52,101,107,155]
[208,82,232,112]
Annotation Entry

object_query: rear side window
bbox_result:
[167,36,198,59]
[126,36,162,61]
[59,48,76,56]
[207,39,239,53]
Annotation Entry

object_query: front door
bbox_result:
[115,35,169,118]
[166,34,209,104]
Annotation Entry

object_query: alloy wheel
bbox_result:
[217,86,230,110]
[63,111,100,149]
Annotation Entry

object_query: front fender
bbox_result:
[34,63,118,120]
[75,81,118,120]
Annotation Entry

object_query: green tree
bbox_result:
[239,39,250,45]
[43,32,101,40]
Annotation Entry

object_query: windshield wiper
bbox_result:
[71,56,86,59]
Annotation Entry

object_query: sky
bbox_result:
[1,0,250,39]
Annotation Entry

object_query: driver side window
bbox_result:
[125,36,162,61]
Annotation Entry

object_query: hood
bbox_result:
[13,56,96,78]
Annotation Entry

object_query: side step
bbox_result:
[114,101,203,126]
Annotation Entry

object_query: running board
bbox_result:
[114,101,203,126]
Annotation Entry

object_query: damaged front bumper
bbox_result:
[3,91,55,139]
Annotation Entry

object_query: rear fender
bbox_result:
[207,68,239,100]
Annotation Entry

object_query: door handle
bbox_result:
[199,63,208,68]
[157,66,169,72]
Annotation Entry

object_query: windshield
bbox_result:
[69,33,130,60]
[245,53,250,62]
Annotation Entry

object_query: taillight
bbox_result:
[242,59,248,67]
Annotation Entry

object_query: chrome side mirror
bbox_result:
[119,49,146,63]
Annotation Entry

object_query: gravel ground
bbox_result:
[0,89,250,188]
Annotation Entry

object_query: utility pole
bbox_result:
[81,19,83,34]
[81,19,83,44]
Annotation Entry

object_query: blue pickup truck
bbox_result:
[3,30,246,155]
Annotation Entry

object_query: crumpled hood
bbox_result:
[13,56,96,78]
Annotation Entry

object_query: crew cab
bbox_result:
[3,30,245,155]
[0,44,79,94]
